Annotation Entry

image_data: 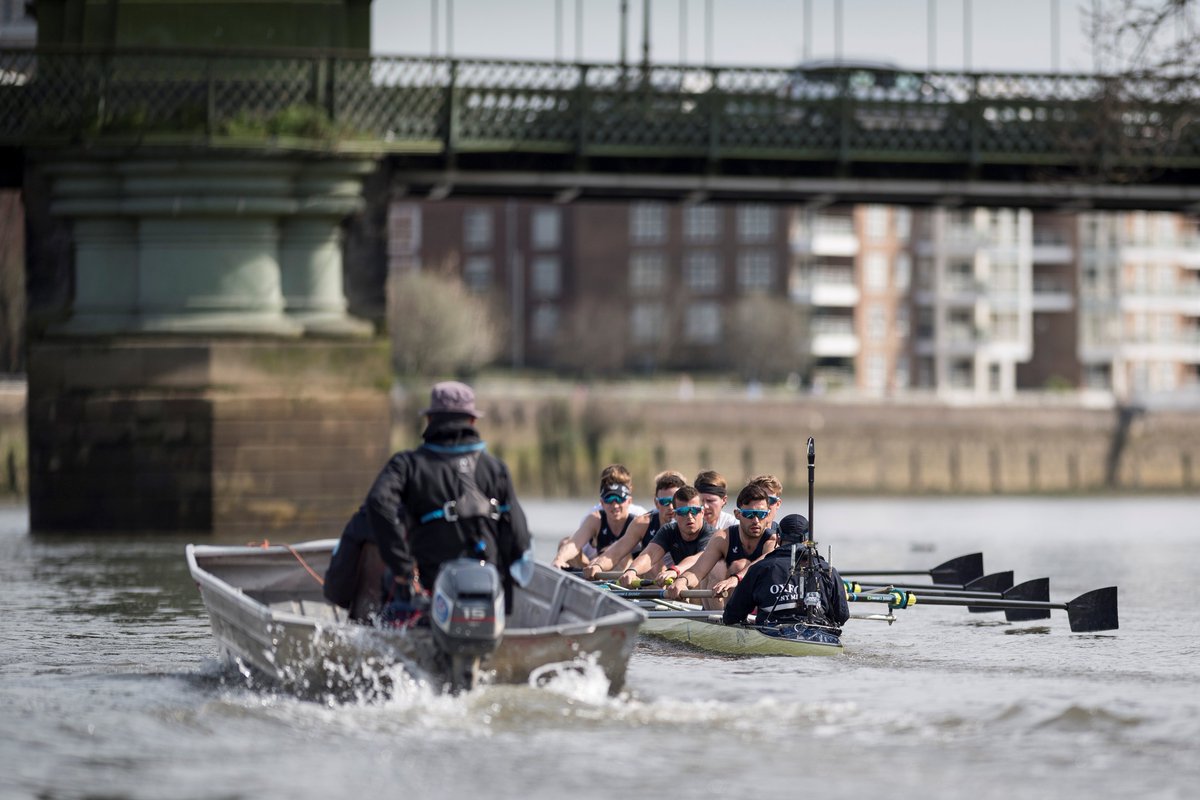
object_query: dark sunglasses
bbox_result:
[655,496,675,506]
[674,506,703,517]
[601,493,629,504]
[738,508,770,521]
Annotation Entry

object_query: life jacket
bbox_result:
[404,444,509,584]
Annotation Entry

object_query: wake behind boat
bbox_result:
[187,539,645,696]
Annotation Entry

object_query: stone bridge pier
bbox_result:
[27,152,391,537]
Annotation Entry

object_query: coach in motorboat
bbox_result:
[323,381,532,624]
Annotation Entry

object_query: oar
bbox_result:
[858,575,1051,621]
[643,607,897,624]
[610,588,714,599]
[840,552,984,586]
[892,586,1119,633]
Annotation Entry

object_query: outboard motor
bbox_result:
[430,558,505,692]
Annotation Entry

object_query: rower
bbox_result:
[664,482,778,608]
[617,485,716,589]
[552,465,644,570]
[722,513,849,642]
[582,470,687,579]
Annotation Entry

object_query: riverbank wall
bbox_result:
[6,378,1198,506]
[391,382,1199,498]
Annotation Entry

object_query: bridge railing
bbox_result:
[2,46,1198,167]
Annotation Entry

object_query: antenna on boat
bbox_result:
[807,437,815,539]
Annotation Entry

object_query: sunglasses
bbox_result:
[738,508,770,521]
[767,495,781,506]
[601,493,629,504]
[656,496,675,507]
[674,506,703,517]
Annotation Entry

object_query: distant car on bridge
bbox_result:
[781,59,959,133]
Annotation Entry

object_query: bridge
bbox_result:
[4,46,1200,209]
[7,44,1200,536]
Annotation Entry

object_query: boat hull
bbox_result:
[187,540,645,695]
[641,600,843,657]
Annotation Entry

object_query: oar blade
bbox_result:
[967,571,1014,613]
[1003,578,1052,622]
[1066,586,1119,633]
[930,553,984,585]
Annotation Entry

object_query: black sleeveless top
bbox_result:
[724,524,774,566]
[595,512,635,552]
[631,510,664,558]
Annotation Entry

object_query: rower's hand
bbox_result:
[618,570,639,589]
[712,577,738,598]
[583,563,602,580]
[663,581,684,599]
[653,571,675,588]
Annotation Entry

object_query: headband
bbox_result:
[695,481,726,497]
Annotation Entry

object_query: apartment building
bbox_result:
[389,198,791,373]
[1080,211,1200,400]
[386,196,1200,403]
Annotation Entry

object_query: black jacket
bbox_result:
[334,416,530,598]
[722,548,850,628]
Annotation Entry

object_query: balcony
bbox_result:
[791,220,859,257]
[1120,282,1200,313]
[1031,275,1074,312]
[810,317,859,357]
[1032,230,1073,264]
[790,266,859,306]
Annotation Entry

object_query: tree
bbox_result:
[387,266,499,378]
[548,299,630,376]
[717,295,811,383]
[1071,0,1200,183]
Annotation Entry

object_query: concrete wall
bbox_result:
[412,385,1200,499]
[25,340,390,538]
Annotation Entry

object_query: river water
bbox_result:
[1,495,1198,799]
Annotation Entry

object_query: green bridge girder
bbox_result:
[3,46,1200,208]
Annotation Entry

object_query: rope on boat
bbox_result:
[248,539,325,586]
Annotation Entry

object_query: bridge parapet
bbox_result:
[3,46,1199,190]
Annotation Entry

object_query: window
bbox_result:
[531,255,561,298]
[867,305,887,342]
[532,305,559,342]
[737,250,775,292]
[864,252,889,291]
[893,358,910,389]
[630,303,664,344]
[895,305,909,337]
[629,252,666,291]
[865,206,888,241]
[388,203,421,256]
[463,209,493,250]
[893,253,911,290]
[685,251,721,293]
[685,302,722,343]
[631,202,667,244]
[737,204,773,242]
[684,205,721,243]
[866,354,887,392]
[531,208,561,250]
[894,207,912,241]
[462,256,492,293]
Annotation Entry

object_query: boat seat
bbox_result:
[269,599,346,622]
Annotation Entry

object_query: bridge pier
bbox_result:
[26,153,389,536]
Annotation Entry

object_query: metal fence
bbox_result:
[2,47,1198,168]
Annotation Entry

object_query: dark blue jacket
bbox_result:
[722,548,850,628]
